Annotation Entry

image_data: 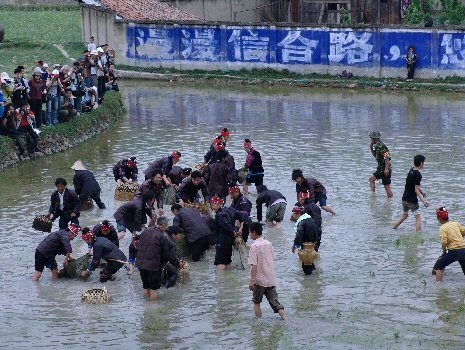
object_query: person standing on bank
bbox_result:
[48,178,81,229]
[393,155,429,231]
[256,185,287,228]
[406,46,417,82]
[136,220,173,301]
[71,160,106,209]
[171,203,212,262]
[243,139,264,195]
[369,131,393,198]
[33,224,80,281]
[113,156,138,183]
[248,222,287,320]
[433,207,465,283]
[144,151,181,184]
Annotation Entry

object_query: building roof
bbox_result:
[98,0,202,21]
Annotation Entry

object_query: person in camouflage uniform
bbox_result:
[369,131,393,198]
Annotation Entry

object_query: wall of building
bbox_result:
[82,5,465,78]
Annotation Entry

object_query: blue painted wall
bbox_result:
[124,25,465,73]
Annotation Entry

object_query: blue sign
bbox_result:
[226,28,271,63]
[180,27,222,62]
[439,33,465,69]
[133,26,178,61]
[380,32,431,68]
[328,31,375,67]
[276,29,327,65]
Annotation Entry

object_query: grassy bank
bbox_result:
[0,6,84,74]
[118,65,465,93]
[0,91,126,170]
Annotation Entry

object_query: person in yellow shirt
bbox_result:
[433,207,465,282]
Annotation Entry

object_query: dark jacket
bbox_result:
[168,166,183,186]
[113,159,138,182]
[49,188,81,216]
[204,143,216,163]
[245,149,264,174]
[303,201,322,228]
[136,180,165,209]
[296,177,326,202]
[256,186,286,222]
[93,223,119,247]
[166,234,181,268]
[135,226,171,272]
[90,237,126,271]
[73,170,101,197]
[294,216,322,248]
[36,229,73,258]
[144,156,173,180]
[173,207,212,243]
[204,160,232,197]
[231,194,252,216]
[213,207,240,244]
[113,197,152,232]
[177,177,208,203]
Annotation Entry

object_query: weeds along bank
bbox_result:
[0,91,125,170]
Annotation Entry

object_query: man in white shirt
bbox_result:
[87,36,97,52]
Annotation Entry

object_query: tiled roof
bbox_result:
[99,0,202,21]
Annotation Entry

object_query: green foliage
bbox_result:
[340,8,351,25]
[0,7,84,74]
[438,0,465,25]
[404,0,428,25]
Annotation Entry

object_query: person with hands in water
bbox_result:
[33,224,80,281]
[113,156,138,183]
[144,151,181,185]
[369,131,393,198]
[136,170,167,217]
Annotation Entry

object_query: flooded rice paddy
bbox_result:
[1,81,465,349]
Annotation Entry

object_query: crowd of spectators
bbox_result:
[0,36,119,156]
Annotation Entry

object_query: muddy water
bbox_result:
[1,81,465,349]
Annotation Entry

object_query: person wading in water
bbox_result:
[369,131,393,198]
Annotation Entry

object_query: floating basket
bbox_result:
[114,182,140,201]
[178,259,190,284]
[298,242,320,265]
[81,199,94,211]
[184,202,209,215]
[81,287,112,304]
[163,186,177,206]
[32,215,52,233]
[176,234,191,258]
[233,236,244,250]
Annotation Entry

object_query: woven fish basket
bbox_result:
[81,287,112,304]
[176,234,191,258]
[163,186,177,206]
[184,202,209,215]
[178,259,190,284]
[290,213,298,222]
[298,242,320,265]
[58,254,92,279]
[194,163,207,172]
[32,215,52,233]
[233,236,244,251]
[237,167,248,182]
[114,182,140,201]
[81,199,94,211]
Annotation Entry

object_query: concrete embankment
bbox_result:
[0,91,125,171]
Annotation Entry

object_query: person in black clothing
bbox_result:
[210,195,242,270]
[243,139,264,194]
[291,206,322,276]
[71,160,105,209]
[113,191,157,275]
[33,224,80,281]
[204,128,230,163]
[176,170,208,204]
[113,156,138,183]
[144,151,181,183]
[406,46,417,82]
[256,185,287,227]
[171,204,212,262]
[93,220,119,247]
[297,191,322,228]
[169,167,191,187]
[136,223,175,301]
[48,178,81,229]
[229,183,252,242]
[159,220,182,289]
[393,154,429,231]
[135,170,166,217]
[81,229,127,282]
[204,150,233,200]
[0,104,26,154]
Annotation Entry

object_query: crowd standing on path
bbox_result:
[30,119,465,318]
[0,37,119,157]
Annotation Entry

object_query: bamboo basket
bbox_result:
[233,235,244,250]
[184,202,209,215]
[194,163,207,172]
[81,199,94,211]
[58,254,92,279]
[298,242,320,265]
[178,259,190,284]
[81,287,112,304]
[114,182,140,201]
[163,186,177,206]
[32,214,52,233]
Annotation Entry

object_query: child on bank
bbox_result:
[248,222,286,320]
[393,154,429,231]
